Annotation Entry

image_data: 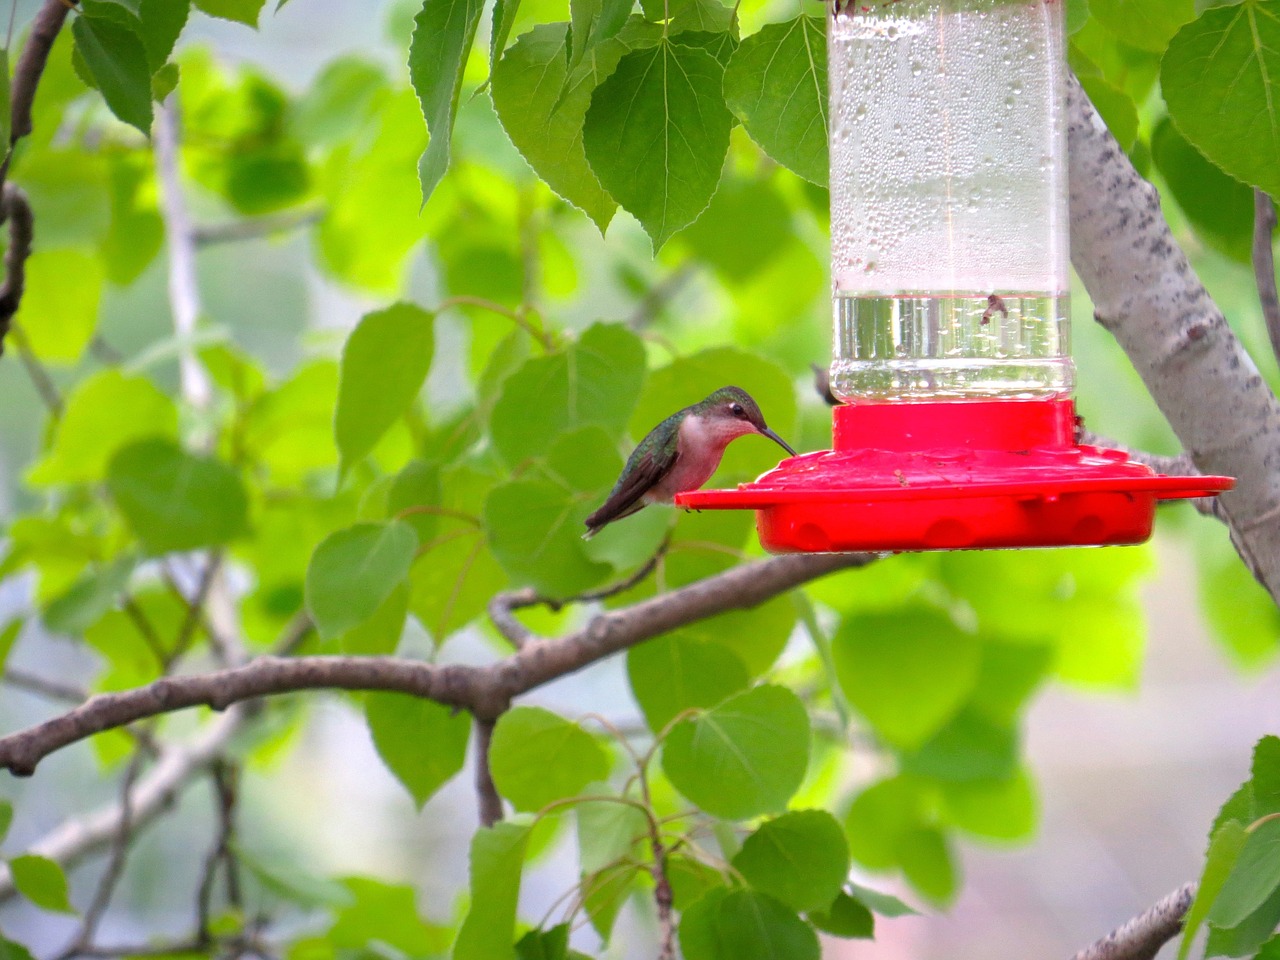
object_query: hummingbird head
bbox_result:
[694,386,797,457]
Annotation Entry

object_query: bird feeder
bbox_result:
[678,0,1231,552]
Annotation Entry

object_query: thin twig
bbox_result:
[627,263,695,331]
[193,207,323,246]
[1254,190,1280,370]
[154,96,212,413]
[2,668,87,704]
[10,324,62,414]
[487,535,673,647]
[437,294,555,351]
[1070,882,1197,960]
[474,718,504,827]
[56,747,149,960]
[196,760,240,942]
[122,598,169,668]
[0,706,254,901]
[165,552,224,667]
[9,0,72,148]
[0,182,34,356]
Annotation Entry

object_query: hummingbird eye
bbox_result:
[730,403,746,418]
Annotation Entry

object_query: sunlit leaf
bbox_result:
[1163,2,1280,195]
[107,440,249,553]
[583,38,732,248]
[72,13,153,134]
[732,810,849,913]
[662,684,810,820]
[408,0,484,204]
[489,706,610,811]
[9,855,74,914]
[454,822,531,960]
[723,16,827,186]
[335,303,435,479]
[365,692,471,808]
[305,521,418,639]
[18,249,103,365]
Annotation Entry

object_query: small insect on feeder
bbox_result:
[678,0,1232,552]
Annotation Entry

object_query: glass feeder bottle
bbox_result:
[827,0,1072,403]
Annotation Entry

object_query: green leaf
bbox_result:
[1075,73,1139,152]
[900,708,1018,783]
[305,522,419,639]
[490,322,647,467]
[340,582,409,655]
[898,828,957,905]
[732,810,850,913]
[408,0,484,205]
[1255,736,1280,817]
[193,0,265,25]
[809,892,874,939]
[107,440,249,553]
[583,38,732,248]
[577,798,649,874]
[1209,817,1280,928]
[484,478,613,596]
[940,768,1038,841]
[43,557,134,636]
[18,249,103,364]
[1207,882,1280,957]
[327,877,448,954]
[569,0,633,73]
[0,934,34,960]
[661,684,810,820]
[1181,819,1250,960]
[1152,116,1255,263]
[714,889,820,960]
[723,16,827,186]
[138,0,190,67]
[680,887,731,960]
[491,23,640,231]
[489,706,610,812]
[454,822,531,960]
[72,14,153,135]
[832,609,981,750]
[627,634,750,733]
[317,88,429,290]
[491,0,522,65]
[365,692,471,808]
[676,174,794,283]
[1067,0,1089,33]
[843,775,927,871]
[515,925,576,960]
[1090,0,1195,51]
[845,881,918,917]
[334,303,435,478]
[1162,2,1280,196]
[0,801,12,845]
[9,855,75,914]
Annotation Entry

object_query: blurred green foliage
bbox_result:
[0,0,1274,956]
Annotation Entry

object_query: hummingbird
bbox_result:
[583,385,796,539]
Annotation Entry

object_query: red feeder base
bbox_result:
[676,399,1233,553]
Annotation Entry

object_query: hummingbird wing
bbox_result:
[583,443,678,538]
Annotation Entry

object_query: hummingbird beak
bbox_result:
[759,426,797,458]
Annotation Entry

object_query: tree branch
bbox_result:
[154,97,212,412]
[9,0,72,148]
[192,207,323,246]
[474,719,503,827]
[0,706,251,901]
[1068,75,1280,601]
[0,552,875,775]
[1070,882,1196,960]
[1255,190,1280,370]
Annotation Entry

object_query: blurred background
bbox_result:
[0,0,1275,957]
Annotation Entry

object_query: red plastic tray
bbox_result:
[676,399,1233,552]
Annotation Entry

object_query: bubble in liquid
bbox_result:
[911,61,923,76]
